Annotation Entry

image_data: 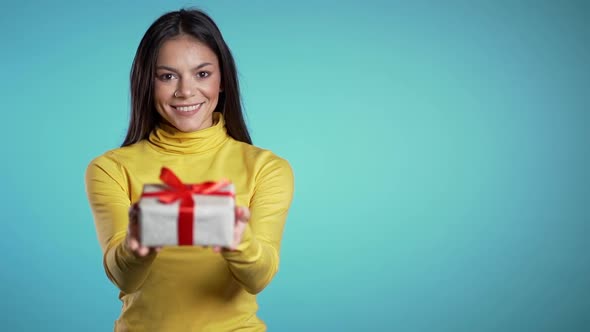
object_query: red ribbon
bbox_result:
[141,167,233,245]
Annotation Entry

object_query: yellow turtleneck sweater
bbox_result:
[85,112,294,331]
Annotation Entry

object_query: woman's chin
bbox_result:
[172,120,206,133]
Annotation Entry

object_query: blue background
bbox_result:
[1,0,589,331]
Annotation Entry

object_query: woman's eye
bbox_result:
[197,71,210,78]
[159,73,175,81]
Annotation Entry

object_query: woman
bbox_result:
[85,9,294,331]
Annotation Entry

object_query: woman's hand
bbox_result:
[126,204,162,257]
[213,206,250,253]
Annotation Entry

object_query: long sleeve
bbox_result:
[222,157,294,294]
[85,155,156,294]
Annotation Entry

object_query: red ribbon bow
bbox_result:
[142,167,233,245]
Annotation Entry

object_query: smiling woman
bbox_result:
[84,8,294,332]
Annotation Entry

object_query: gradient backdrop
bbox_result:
[1,0,588,331]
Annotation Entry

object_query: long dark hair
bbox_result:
[122,9,251,146]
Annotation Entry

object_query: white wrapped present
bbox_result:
[138,167,235,247]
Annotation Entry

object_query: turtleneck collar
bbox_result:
[147,112,229,154]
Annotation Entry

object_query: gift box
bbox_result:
[138,167,235,247]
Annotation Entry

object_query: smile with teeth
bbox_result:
[173,103,203,112]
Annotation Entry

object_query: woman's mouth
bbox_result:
[172,103,204,115]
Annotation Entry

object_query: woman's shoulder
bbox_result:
[85,142,154,189]
[86,141,149,171]
[227,139,294,179]
[229,139,289,163]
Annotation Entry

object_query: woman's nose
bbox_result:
[175,77,195,98]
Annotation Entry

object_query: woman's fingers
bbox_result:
[128,238,139,251]
[126,203,160,257]
[228,206,250,250]
[235,206,251,223]
[138,246,149,256]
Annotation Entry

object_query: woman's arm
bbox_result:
[221,157,294,294]
[85,156,157,294]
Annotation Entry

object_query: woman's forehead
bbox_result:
[157,35,218,67]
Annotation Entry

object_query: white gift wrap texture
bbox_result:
[138,183,235,247]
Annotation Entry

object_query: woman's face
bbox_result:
[154,35,222,132]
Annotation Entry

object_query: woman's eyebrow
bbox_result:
[156,63,213,72]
